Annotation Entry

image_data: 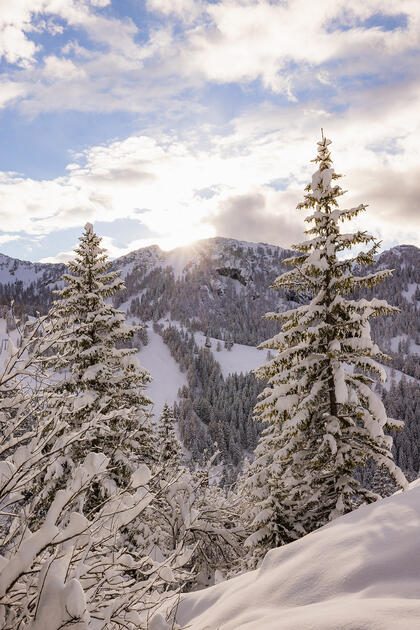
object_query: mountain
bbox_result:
[0,252,64,287]
[0,252,64,315]
[0,237,419,481]
[168,479,420,630]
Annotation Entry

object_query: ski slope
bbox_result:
[169,482,420,630]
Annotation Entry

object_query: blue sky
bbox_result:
[0,0,419,262]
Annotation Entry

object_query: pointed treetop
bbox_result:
[316,132,332,153]
[85,222,94,232]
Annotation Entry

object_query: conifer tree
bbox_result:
[157,403,182,468]
[33,223,155,517]
[371,464,397,498]
[243,133,408,563]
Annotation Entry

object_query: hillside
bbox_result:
[0,237,418,480]
[166,481,420,630]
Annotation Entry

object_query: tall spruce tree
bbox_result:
[243,133,408,564]
[34,222,155,517]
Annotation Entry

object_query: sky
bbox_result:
[0,0,419,262]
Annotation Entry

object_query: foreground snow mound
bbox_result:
[175,482,420,630]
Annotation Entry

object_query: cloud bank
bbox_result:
[0,0,418,260]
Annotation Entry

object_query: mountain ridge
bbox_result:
[0,236,417,282]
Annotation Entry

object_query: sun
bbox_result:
[148,224,216,252]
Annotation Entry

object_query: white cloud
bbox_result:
[0,1,179,116]
[0,0,418,117]
[39,249,76,263]
[209,191,304,247]
[43,55,86,80]
[0,1,145,77]
[179,0,420,95]
[0,233,21,245]
[0,80,27,108]
[1,70,420,259]
[0,0,419,257]
[0,23,38,67]
[90,0,111,7]
[0,0,65,67]
[146,0,204,22]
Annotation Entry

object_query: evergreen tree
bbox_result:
[33,223,155,518]
[157,403,182,468]
[243,133,408,563]
[371,464,397,498]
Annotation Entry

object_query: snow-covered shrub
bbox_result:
[1,441,178,629]
[152,412,245,590]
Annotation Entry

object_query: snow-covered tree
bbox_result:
[239,422,300,568]
[371,464,397,498]
[147,408,245,591]
[31,223,156,519]
[0,312,60,516]
[243,133,408,563]
[152,455,245,591]
[0,314,179,630]
[157,403,182,469]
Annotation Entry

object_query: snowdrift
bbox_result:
[175,482,420,629]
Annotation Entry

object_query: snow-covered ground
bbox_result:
[156,319,265,377]
[0,319,22,370]
[389,333,420,356]
[170,481,420,630]
[193,331,265,377]
[402,282,419,302]
[138,326,187,418]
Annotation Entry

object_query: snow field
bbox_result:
[402,283,419,302]
[138,325,187,417]
[193,331,265,377]
[155,318,265,377]
[173,482,420,630]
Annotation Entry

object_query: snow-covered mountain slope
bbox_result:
[117,237,279,280]
[138,326,187,418]
[189,329,414,385]
[157,320,265,378]
[0,252,63,288]
[1,238,418,360]
[119,238,419,359]
[172,482,420,630]
[0,238,418,478]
